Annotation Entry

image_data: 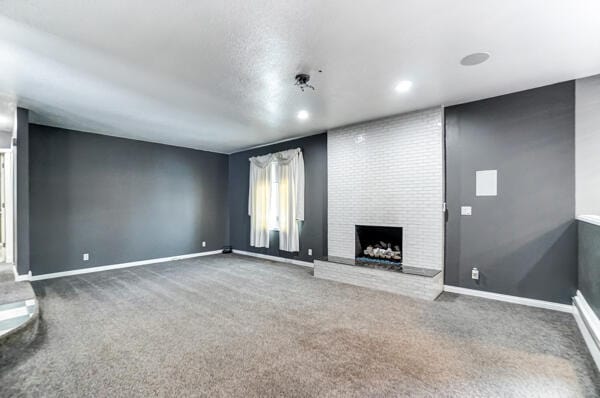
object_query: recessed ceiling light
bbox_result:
[460,52,491,66]
[395,80,413,93]
[297,110,309,120]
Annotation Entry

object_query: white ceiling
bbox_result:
[1,1,599,153]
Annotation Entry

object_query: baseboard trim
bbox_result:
[573,290,600,370]
[232,250,314,268]
[26,250,223,281]
[12,266,31,282]
[443,285,573,313]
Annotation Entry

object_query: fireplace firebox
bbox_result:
[355,225,403,265]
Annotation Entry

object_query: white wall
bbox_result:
[327,107,444,270]
[576,75,600,216]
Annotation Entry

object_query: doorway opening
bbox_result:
[0,151,15,265]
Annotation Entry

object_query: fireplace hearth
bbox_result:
[355,225,403,265]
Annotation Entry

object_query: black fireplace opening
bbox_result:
[355,225,403,265]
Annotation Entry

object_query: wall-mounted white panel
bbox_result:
[476,170,497,196]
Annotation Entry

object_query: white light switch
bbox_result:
[461,206,472,216]
[83,253,89,261]
[308,249,312,256]
[202,241,206,247]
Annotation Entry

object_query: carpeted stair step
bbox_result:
[0,270,39,368]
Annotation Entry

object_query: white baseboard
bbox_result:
[24,250,222,281]
[12,265,31,282]
[573,290,600,370]
[232,250,314,268]
[443,285,573,313]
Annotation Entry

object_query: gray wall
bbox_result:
[228,133,327,262]
[29,124,229,275]
[575,74,600,216]
[0,131,12,149]
[579,220,600,317]
[445,82,577,304]
[16,108,30,275]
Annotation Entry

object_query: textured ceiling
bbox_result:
[1,1,599,153]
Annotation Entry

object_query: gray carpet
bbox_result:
[0,254,598,397]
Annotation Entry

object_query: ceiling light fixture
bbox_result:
[395,80,413,93]
[295,74,315,92]
[297,110,309,120]
[460,52,490,66]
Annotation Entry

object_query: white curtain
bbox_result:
[248,148,304,251]
[274,149,304,252]
[248,153,273,248]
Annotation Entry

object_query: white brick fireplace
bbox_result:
[327,107,444,272]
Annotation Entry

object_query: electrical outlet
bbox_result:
[308,249,312,256]
[461,206,472,216]
[83,253,89,261]
[202,241,206,247]
[471,267,479,280]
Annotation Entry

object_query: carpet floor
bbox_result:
[0,254,598,397]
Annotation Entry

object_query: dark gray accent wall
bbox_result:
[445,82,577,304]
[29,124,229,275]
[16,108,30,276]
[579,220,600,317]
[228,133,327,262]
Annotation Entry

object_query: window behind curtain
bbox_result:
[268,162,279,230]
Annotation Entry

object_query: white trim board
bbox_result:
[573,290,600,370]
[12,265,31,282]
[232,250,314,268]
[443,285,573,313]
[22,250,222,281]
[577,215,600,227]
